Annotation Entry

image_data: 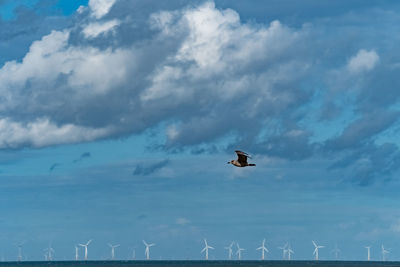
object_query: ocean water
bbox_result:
[0,261,399,267]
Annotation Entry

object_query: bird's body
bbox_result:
[228,150,256,167]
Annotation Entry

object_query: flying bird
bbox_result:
[227,150,256,167]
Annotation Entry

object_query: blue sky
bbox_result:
[1,0,400,262]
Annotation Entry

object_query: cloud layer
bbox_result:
[1,0,400,184]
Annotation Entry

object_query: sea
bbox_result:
[0,261,399,267]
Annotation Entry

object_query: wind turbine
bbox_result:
[224,242,234,260]
[44,244,55,261]
[365,246,371,261]
[17,242,25,262]
[331,244,340,260]
[108,243,120,260]
[287,244,294,260]
[277,243,288,260]
[143,240,155,260]
[75,246,79,261]
[256,239,269,260]
[312,241,324,260]
[381,245,389,261]
[131,248,136,260]
[236,243,245,260]
[201,239,214,260]
[78,240,92,260]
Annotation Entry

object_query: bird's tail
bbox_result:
[248,164,256,166]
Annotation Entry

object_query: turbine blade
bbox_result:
[312,241,317,248]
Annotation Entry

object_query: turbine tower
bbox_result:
[256,239,269,260]
[236,243,245,260]
[44,244,55,261]
[365,246,371,261]
[143,240,155,260]
[331,244,340,260]
[75,246,79,261]
[201,239,214,260]
[381,245,389,261]
[108,243,120,260]
[312,240,324,261]
[224,242,234,260]
[132,248,136,260]
[287,244,294,260]
[78,240,92,260]
[277,243,288,260]
[17,242,25,262]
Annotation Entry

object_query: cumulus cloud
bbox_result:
[1,0,400,185]
[82,19,121,39]
[88,0,117,19]
[0,118,110,149]
[0,1,312,151]
[347,49,379,74]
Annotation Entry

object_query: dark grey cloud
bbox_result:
[133,159,170,176]
[73,152,91,163]
[325,111,399,151]
[329,143,400,186]
[0,1,70,64]
[49,163,61,171]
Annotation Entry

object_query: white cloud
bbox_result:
[0,118,111,148]
[0,29,133,107]
[82,19,121,39]
[142,2,304,102]
[0,1,311,150]
[89,0,117,19]
[347,49,379,73]
[176,217,190,225]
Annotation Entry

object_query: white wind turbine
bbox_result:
[224,242,234,260]
[108,243,120,260]
[75,246,79,261]
[312,241,324,260]
[381,245,389,261]
[17,242,25,262]
[201,239,214,260]
[278,243,288,260]
[236,243,245,260]
[256,239,269,260]
[131,248,136,260]
[331,244,340,260]
[287,244,294,260]
[143,240,155,260]
[365,246,371,261]
[78,240,92,260]
[44,244,55,261]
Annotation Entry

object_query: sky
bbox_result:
[1,0,400,262]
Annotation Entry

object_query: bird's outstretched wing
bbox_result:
[235,150,250,164]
